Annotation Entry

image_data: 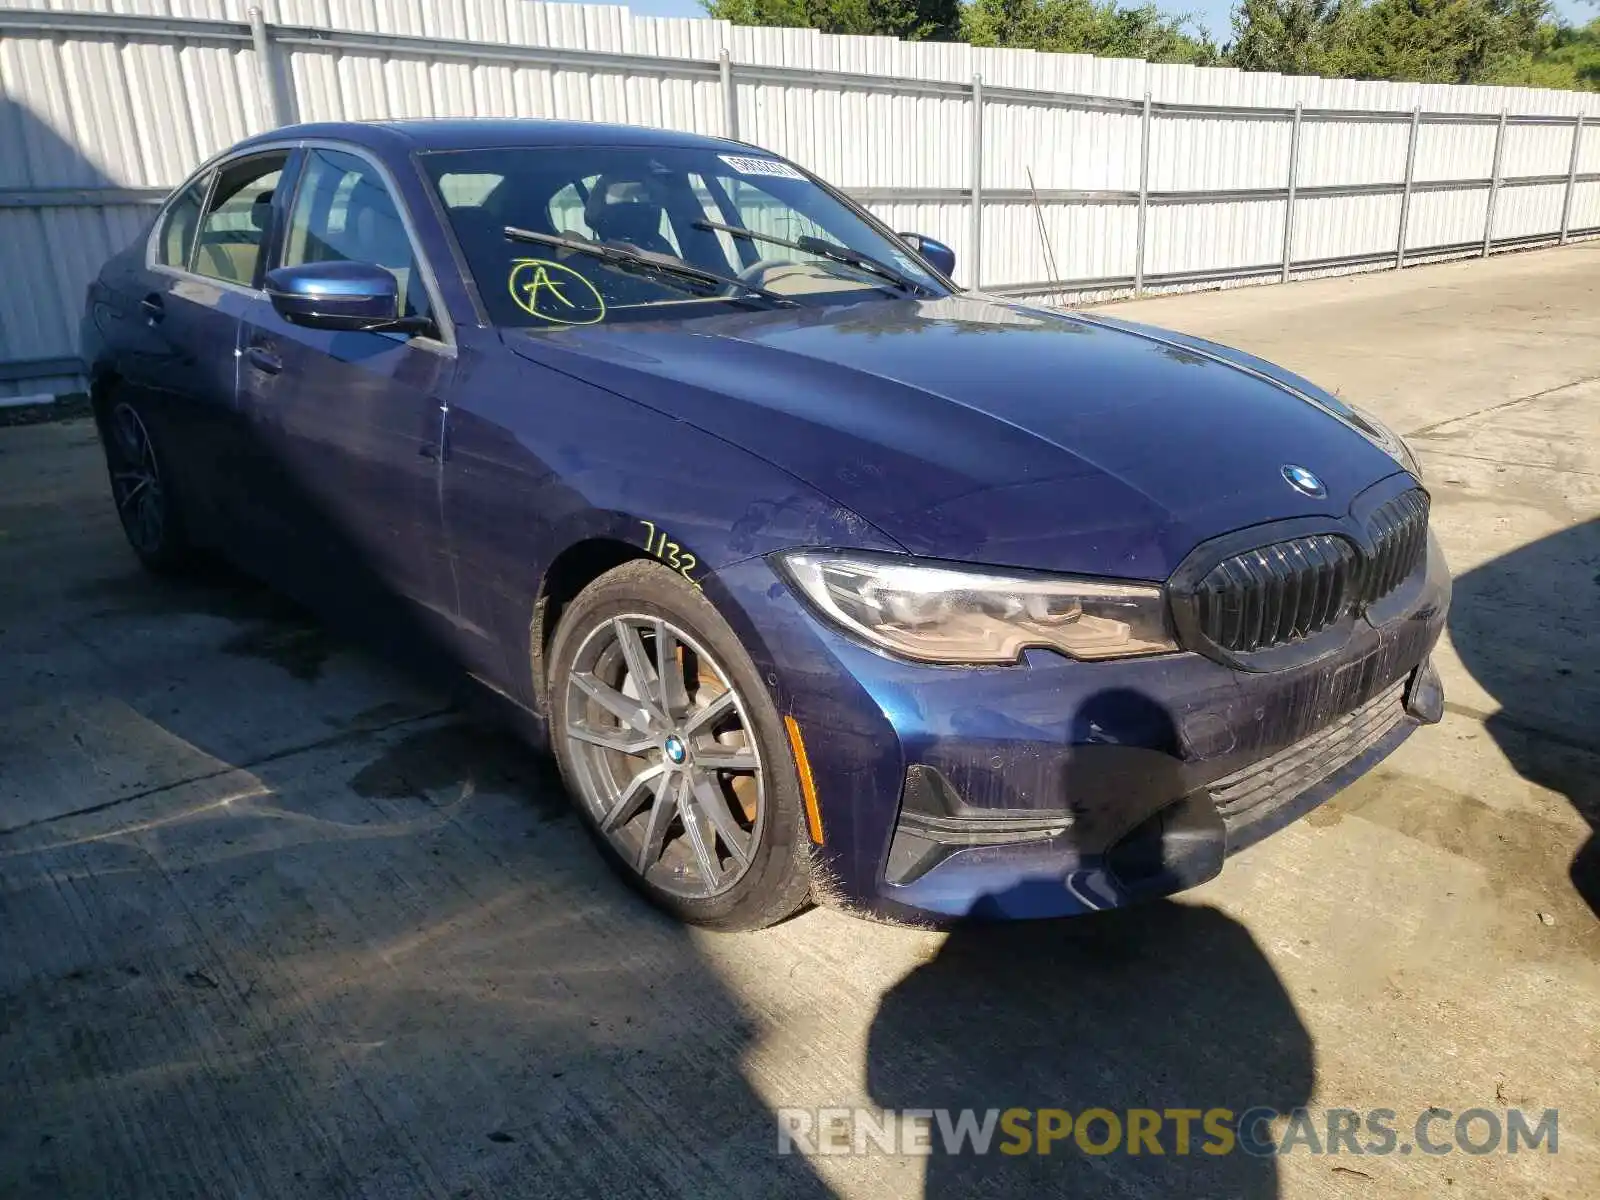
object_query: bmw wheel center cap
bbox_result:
[664,735,688,765]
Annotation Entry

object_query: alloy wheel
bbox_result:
[108,403,165,556]
[563,614,764,900]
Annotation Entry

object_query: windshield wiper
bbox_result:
[692,220,930,295]
[503,226,796,307]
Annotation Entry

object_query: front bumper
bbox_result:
[707,534,1450,924]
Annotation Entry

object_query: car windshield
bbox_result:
[420,145,947,328]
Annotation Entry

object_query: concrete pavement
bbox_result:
[2,244,1596,1198]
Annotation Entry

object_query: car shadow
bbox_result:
[865,903,1311,1196]
[1449,517,1600,918]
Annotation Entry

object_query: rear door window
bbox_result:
[155,175,210,270]
[192,154,288,287]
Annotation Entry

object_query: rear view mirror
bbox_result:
[264,261,418,332]
[897,232,956,280]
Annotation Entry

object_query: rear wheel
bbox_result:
[100,395,192,573]
[547,560,813,931]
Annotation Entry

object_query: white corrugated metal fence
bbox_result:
[1,0,1597,396]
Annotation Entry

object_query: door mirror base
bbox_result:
[374,315,437,337]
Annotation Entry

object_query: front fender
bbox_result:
[442,356,901,707]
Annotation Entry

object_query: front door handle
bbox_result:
[245,344,283,375]
[139,293,165,324]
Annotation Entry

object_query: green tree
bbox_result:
[1494,16,1600,88]
[1350,0,1548,82]
[705,0,1217,63]
[1228,0,1365,74]
[701,0,962,41]
[961,0,1220,63]
[1226,0,1578,85]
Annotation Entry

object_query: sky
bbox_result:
[560,0,1596,45]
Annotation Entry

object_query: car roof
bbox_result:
[235,118,748,156]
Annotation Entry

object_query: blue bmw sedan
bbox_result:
[81,119,1449,930]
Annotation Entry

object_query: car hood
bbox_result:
[504,294,1406,579]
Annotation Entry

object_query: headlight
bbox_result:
[1348,404,1423,480]
[776,551,1176,665]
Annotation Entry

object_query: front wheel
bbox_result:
[547,560,813,931]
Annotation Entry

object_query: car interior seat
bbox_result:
[345,177,420,317]
[194,188,273,284]
[583,177,678,258]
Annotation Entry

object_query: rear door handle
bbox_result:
[139,294,165,323]
[245,344,282,375]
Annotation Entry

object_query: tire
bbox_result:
[98,393,194,574]
[547,559,813,931]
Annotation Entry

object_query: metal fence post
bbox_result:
[1134,91,1152,296]
[247,6,288,130]
[719,50,738,142]
[1482,108,1507,257]
[1395,106,1420,269]
[1281,101,1302,284]
[1559,113,1584,245]
[969,74,984,291]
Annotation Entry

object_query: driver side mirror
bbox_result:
[264,261,427,333]
[897,232,956,280]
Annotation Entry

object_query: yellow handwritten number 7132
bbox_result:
[639,521,701,589]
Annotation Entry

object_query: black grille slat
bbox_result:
[1223,567,1246,649]
[1333,540,1356,624]
[1263,551,1285,645]
[1304,536,1335,633]
[1403,493,1428,588]
[1393,497,1414,590]
[1255,553,1276,650]
[1269,545,1295,644]
[1251,551,1277,649]
[1383,506,1405,593]
[1287,540,1318,638]
[1237,557,1265,652]
[1371,507,1394,596]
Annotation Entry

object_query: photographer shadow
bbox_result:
[866,902,1310,1196]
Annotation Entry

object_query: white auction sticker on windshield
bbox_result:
[719,154,805,180]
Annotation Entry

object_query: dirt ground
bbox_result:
[2,243,1596,1199]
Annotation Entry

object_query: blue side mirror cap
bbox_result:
[264,261,408,332]
[897,232,956,280]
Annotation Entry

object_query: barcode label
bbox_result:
[719,154,805,180]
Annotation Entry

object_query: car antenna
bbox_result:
[1027,166,1062,308]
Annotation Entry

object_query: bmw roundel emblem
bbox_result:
[1281,464,1326,498]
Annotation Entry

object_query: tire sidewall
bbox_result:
[547,559,812,930]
